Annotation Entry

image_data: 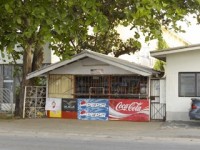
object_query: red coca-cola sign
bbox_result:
[109,99,149,122]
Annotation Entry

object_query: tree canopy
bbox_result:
[52,0,200,59]
[1,0,200,59]
[0,0,200,116]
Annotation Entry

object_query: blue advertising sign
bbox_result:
[77,99,109,120]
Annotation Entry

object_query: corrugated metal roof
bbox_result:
[27,50,158,79]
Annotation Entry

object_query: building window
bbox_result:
[179,72,200,97]
[3,65,13,80]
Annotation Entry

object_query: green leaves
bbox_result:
[134,32,140,39]
[5,4,13,13]
[1,0,200,62]
[16,17,22,25]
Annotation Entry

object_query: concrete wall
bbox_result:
[50,57,135,75]
[165,50,200,121]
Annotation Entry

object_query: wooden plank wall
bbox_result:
[48,74,74,98]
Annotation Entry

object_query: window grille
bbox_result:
[75,75,148,99]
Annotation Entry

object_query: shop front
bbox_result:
[27,50,158,121]
[74,75,149,121]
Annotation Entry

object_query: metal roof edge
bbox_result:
[85,50,157,76]
[26,53,88,79]
[27,50,158,79]
[150,44,200,58]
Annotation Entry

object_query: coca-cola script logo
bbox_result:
[115,102,142,112]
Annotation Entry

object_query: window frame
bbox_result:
[179,72,200,97]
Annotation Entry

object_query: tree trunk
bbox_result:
[31,44,44,85]
[15,45,33,117]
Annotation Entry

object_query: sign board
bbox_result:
[62,99,77,112]
[77,99,109,120]
[109,99,149,122]
[45,98,61,111]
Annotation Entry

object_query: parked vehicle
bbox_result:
[189,98,200,120]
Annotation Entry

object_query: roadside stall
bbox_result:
[75,75,149,121]
[27,50,158,121]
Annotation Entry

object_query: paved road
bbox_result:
[0,119,200,150]
[1,119,200,139]
[1,133,200,150]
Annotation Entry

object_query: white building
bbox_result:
[151,44,200,121]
